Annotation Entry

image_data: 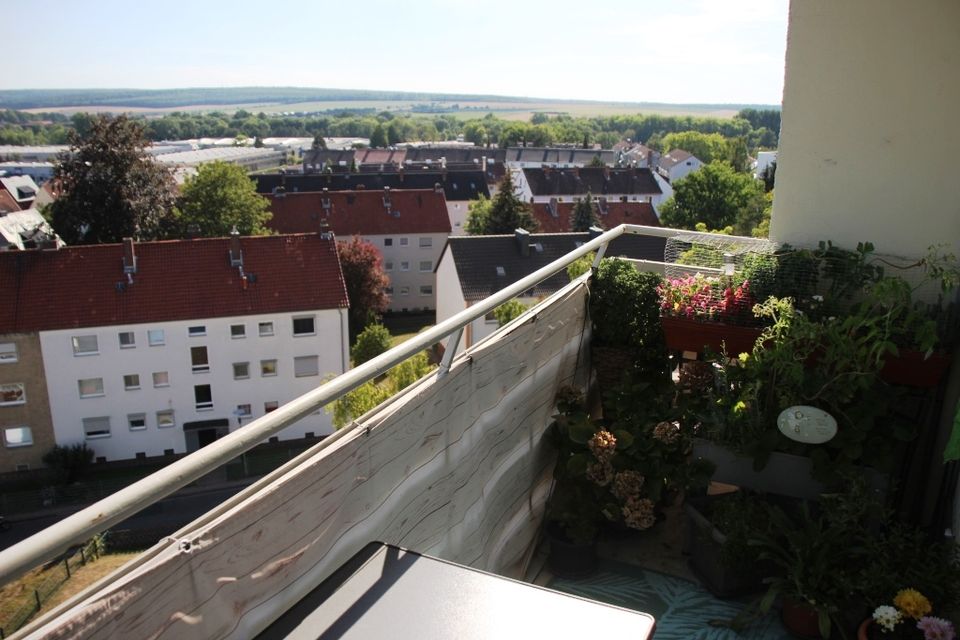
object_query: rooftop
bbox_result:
[531,200,659,233]
[255,170,490,201]
[522,167,661,197]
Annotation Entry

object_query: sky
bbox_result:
[3,0,789,105]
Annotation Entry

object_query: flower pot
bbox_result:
[857,618,871,640]
[880,349,952,388]
[660,316,762,356]
[591,345,635,390]
[545,521,598,578]
[781,597,825,638]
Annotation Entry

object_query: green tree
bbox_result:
[725,136,750,172]
[462,121,487,146]
[658,161,766,234]
[328,352,434,428]
[567,251,595,280]
[493,299,529,327]
[484,172,537,234]
[50,114,177,244]
[387,122,403,145]
[337,236,390,338]
[661,131,729,164]
[465,195,492,235]
[570,191,598,232]
[42,443,94,485]
[176,161,272,237]
[311,133,327,150]
[352,323,392,366]
[370,123,388,148]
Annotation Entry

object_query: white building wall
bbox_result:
[447,201,469,236]
[435,247,467,352]
[666,156,703,183]
[357,231,447,313]
[40,309,348,462]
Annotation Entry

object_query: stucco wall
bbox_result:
[770,0,960,259]
[0,333,55,472]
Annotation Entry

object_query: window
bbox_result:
[236,403,252,417]
[260,359,278,377]
[400,261,410,271]
[399,286,410,296]
[152,371,170,387]
[399,237,408,246]
[72,335,98,356]
[384,260,394,272]
[294,355,319,377]
[0,383,26,406]
[128,413,147,431]
[419,260,432,272]
[0,342,17,363]
[194,384,213,410]
[419,237,432,248]
[83,417,111,439]
[148,329,165,346]
[118,331,135,348]
[191,346,209,373]
[157,410,175,428]
[264,401,279,413]
[4,426,32,448]
[230,324,246,339]
[233,362,250,379]
[384,286,394,295]
[258,321,274,337]
[384,238,393,247]
[293,316,316,336]
[188,325,206,337]
[419,285,433,296]
[78,378,104,398]
[123,374,140,390]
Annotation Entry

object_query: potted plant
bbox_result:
[859,590,956,639]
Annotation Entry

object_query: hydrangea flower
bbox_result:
[588,430,617,461]
[872,605,902,633]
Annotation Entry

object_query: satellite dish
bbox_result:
[777,406,837,444]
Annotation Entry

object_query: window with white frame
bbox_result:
[118,331,135,348]
[292,316,316,336]
[152,371,170,387]
[259,321,274,337]
[419,260,432,272]
[294,355,319,377]
[399,286,410,296]
[148,329,165,346]
[194,384,213,410]
[384,238,393,247]
[419,237,432,248]
[233,362,250,379]
[83,416,111,439]
[264,400,278,413]
[0,382,25,406]
[128,413,147,431]
[236,403,252,417]
[400,261,410,271]
[230,324,246,339]
[261,359,278,376]
[157,410,175,428]
[191,346,209,373]
[78,378,104,398]
[72,335,98,356]
[188,325,206,337]
[0,342,17,363]
[384,260,394,272]
[123,374,141,390]
[419,285,433,296]
[4,426,32,448]
[400,237,408,246]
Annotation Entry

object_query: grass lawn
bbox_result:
[40,553,139,612]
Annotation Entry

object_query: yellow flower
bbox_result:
[738,352,750,363]
[893,588,932,620]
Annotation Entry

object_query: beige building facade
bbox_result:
[0,333,55,472]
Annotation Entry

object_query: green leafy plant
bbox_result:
[351,323,392,366]
[492,299,529,327]
[43,443,94,485]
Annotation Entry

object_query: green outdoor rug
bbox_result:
[549,560,793,639]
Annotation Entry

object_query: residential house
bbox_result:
[0,162,55,185]
[513,166,662,207]
[0,175,40,210]
[302,148,408,172]
[657,149,703,183]
[0,233,350,463]
[256,170,489,235]
[531,199,660,233]
[436,229,666,350]
[268,188,451,312]
[0,209,63,251]
[613,142,660,169]
[154,147,285,170]
[503,147,616,168]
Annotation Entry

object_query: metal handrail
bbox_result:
[0,222,712,584]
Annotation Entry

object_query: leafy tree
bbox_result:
[760,162,777,192]
[352,323,392,366]
[661,130,729,164]
[483,172,537,234]
[50,114,177,244]
[176,161,272,237]
[570,191,599,232]
[387,122,403,145]
[43,443,94,484]
[328,352,434,428]
[588,155,606,168]
[465,195,492,235]
[725,136,750,172]
[370,123,388,148]
[493,299,529,327]
[462,121,487,146]
[567,251,595,280]
[311,133,327,150]
[337,236,390,338]
[658,161,766,235]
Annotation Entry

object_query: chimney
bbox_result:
[229,227,243,267]
[481,156,487,173]
[434,182,443,194]
[382,186,392,211]
[122,237,137,274]
[515,228,531,257]
[548,197,558,218]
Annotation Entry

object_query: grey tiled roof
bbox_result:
[521,167,660,196]
[254,170,490,201]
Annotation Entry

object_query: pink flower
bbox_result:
[917,617,956,640]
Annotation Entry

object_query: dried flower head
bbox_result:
[917,616,956,640]
[622,496,656,530]
[612,470,645,501]
[555,385,585,411]
[872,605,902,633]
[652,421,680,445]
[586,461,614,487]
[588,430,617,461]
[895,589,933,620]
[678,361,714,393]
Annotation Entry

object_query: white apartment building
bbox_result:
[0,233,349,463]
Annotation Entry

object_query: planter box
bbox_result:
[692,439,888,500]
[880,350,952,388]
[660,316,762,356]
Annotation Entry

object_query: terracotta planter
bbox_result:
[857,618,871,640]
[781,597,825,638]
[880,350,952,388]
[660,316,762,356]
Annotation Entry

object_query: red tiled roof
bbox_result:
[531,200,660,233]
[0,234,348,333]
[0,189,21,214]
[268,189,452,236]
